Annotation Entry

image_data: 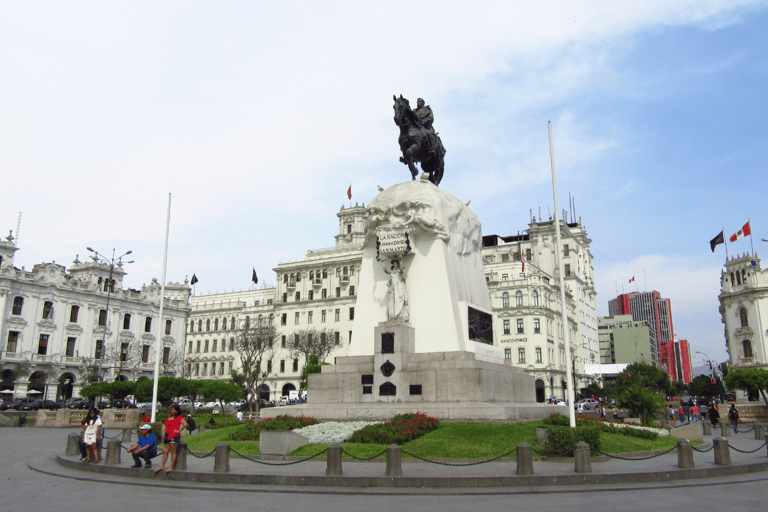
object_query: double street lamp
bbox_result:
[86,247,133,382]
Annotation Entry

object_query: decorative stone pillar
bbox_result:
[104,440,121,465]
[676,438,694,469]
[176,442,188,470]
[702,421,712,436]
[214,442,230,472]
[721,422,730,437]
[326,443,343,476]
[573,441,591,473]
[515,442,534,475]
[385,444,402,476]
[66,433,80,456]
[754,423,765,441]
[713,438,732,466]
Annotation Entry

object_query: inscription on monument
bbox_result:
[468,306,493,345]
[377,230,411,257]
[381,332,395,354]
[380,382,397,396]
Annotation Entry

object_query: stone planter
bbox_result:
[259,430,309,456]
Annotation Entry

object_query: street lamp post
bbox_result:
[86,247,133,382]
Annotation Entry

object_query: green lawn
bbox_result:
[183,420,685,458]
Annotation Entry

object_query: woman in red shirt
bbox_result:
[155,404,188,474]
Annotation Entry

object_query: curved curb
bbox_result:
[54,454,768,489]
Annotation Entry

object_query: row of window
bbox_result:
[5,330,170,363]
[280,308,353,326]
[190,361,233,377]
[282,286,354,303]
[502,318,541,335]
[10,298,168,334]
[501,291,539,308]
[282,267,355,284]
[504,347,544,364]
[189,338,235,354]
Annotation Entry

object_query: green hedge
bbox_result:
[544,424,601,456]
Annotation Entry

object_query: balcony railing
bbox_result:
[312,279,322,287]
[287,281,296,289]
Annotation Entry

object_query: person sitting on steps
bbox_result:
[126,424,157,468]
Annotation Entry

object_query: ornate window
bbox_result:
[502,292,509,308]
[532,291,539,307]
[740,308,749,328]
[516,291,523,307]
[743,340,753,358]
[70,305,80,323]
[11,297,23,315]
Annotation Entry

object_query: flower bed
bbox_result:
[347,413,439,445]
[293,421,381,444]
[228,415,318,441]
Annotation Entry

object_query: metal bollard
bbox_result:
[714,438,732,466]
[385,444,402,477]
[516,442,534,475]
[676,438,694,469]
[104,440,121,465]
[213,442,230,472]
[66,433,80,456]
[326,443,343,476]
[175,442,188,470]
[573,441,591,474]
[122,428,132,443]
[755,424,765,441]
[721,422,730,437]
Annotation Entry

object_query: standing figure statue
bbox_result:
[393,94,446,186]
[382,257,409,322]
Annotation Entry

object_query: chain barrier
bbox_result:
[728,441,767,454]
[228,446,328,466]
[400,448,517,467]
[102,430,124,440]
[183,445,216,459]
[593,446,676,461]
[736,425,755,433]
[692,444,714,453]
[340,448,388,461]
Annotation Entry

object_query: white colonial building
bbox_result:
[0,232,191,401]
[481,214,599,402]
[187,204,364,400]
[720,252,768,376]
[188,205,599,404]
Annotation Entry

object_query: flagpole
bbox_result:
[749,219,754,256]
[724,227,729,259]
[548,121,576,429]
[151,193,172,423]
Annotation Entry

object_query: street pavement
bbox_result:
[2,426,768,512]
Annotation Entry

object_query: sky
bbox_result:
[2,1,767,367]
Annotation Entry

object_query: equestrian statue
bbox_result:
[393,95,446,186]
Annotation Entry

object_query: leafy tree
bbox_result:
[583,382,603,398]
[669,380,689,398]
[110,380,136,404]
[724,368,768,405]
[134,377,191,405]
[80,382,111,402]
[300,354,330,391]
[286,328,341,394]
[232,324,277,415]
[615,363,671,395]
[617,384,665,425]
[198,381,243,417]
[688,375,725,400]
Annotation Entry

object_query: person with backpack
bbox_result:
[728,404,740,433]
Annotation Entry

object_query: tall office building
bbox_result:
[607,291,673,375]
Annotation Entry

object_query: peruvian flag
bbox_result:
[629,276,635,283]
[730,221,751,242]
[347,185,352,200]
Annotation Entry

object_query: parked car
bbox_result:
[2,398,35,411]
[23,399,61,411]
[109,399,136,409]
[67,398,90,410]
[574,398,599,411]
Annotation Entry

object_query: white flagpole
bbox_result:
[151,193,172,423]
[549,121,576,428]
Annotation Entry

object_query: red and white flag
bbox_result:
[629,276,635,283]
[347,185,352,200]
[730,221,751,242]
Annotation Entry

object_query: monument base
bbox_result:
[260,401,553,422]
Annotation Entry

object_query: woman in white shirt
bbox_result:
[82,408,102,463]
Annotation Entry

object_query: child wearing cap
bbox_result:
[126,424,158,468]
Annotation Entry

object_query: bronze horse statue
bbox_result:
[393,95,446,186]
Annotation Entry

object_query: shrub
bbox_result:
[228,415,318,441]
[543,424,601,456]
[543,413,570,426]
[348,413,440,445]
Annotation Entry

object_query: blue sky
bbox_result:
[2,1,767,366]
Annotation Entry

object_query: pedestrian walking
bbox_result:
[691,404,700,422]
[668,405,676,427]
[728,404,740,433]
[679,404,685,423]
[709,403,720,427]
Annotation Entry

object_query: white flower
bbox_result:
[293,421,382,444]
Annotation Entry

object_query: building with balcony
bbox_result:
[0,232,191,401]
[481,214,599,402]
[719,252,767,375]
